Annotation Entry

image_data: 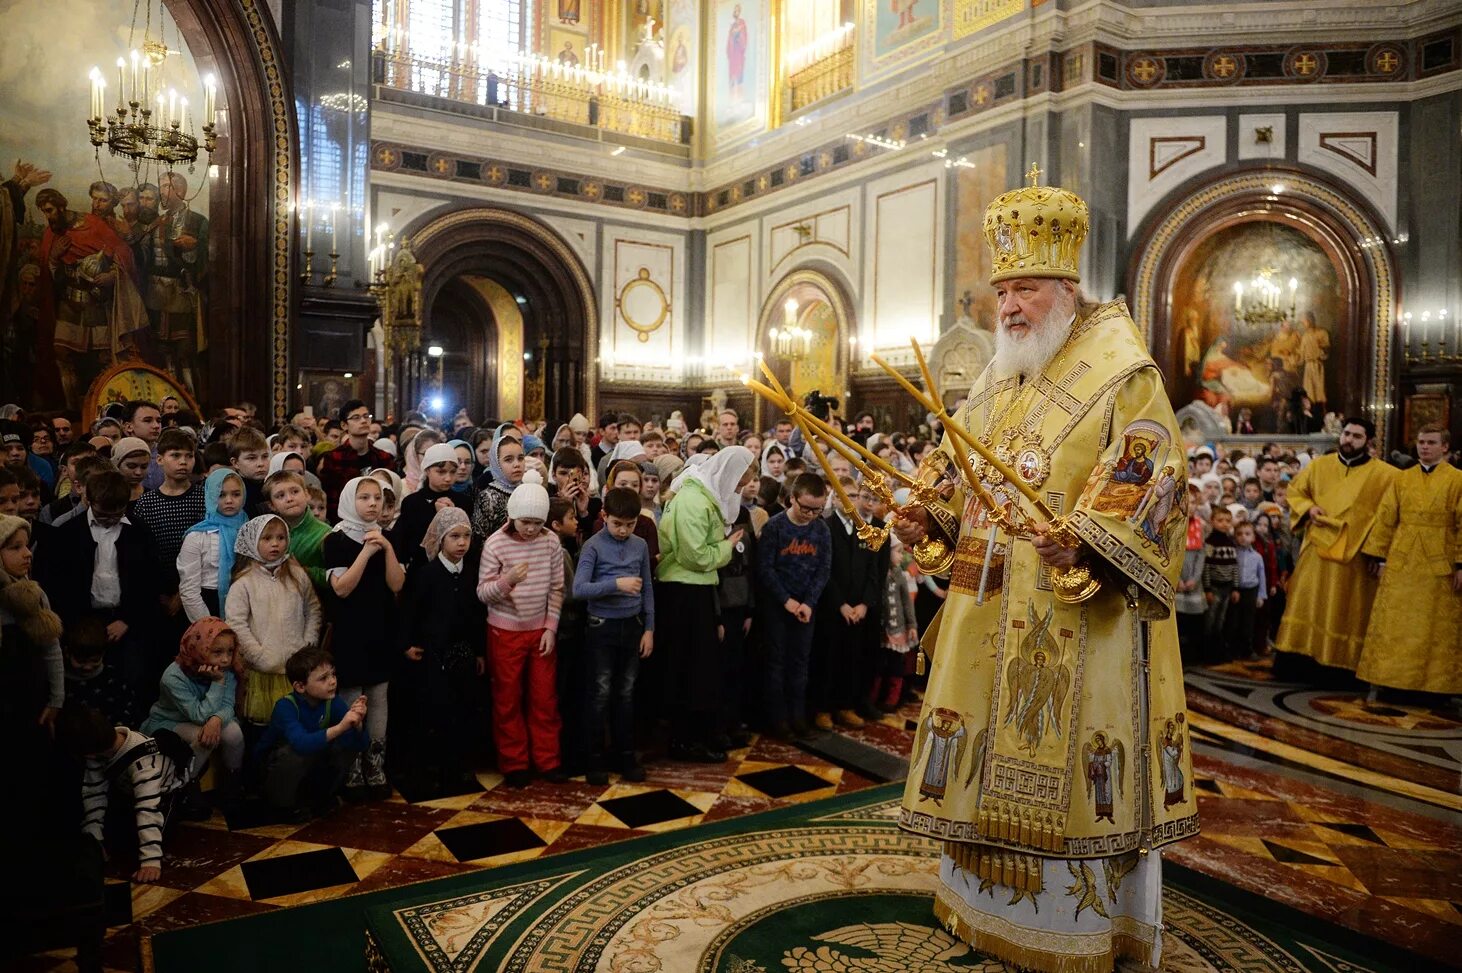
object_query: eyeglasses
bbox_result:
[345,411,372,422]
[794,497,827,515]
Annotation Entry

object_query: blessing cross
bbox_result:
[1026,162,1042,187]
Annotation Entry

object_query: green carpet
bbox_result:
[152,785,1407,973]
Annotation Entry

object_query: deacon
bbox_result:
[1355,425,1462,695]
[893,168,1196,973]
[1273,417,1395,678]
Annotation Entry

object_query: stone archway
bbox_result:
[403,206,598,423]
[753,265,857,432]
[1128,166,1397,446]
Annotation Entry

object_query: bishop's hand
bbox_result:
[1030,523,1080,569]
[892,506,928,547]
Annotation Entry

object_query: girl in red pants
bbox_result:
[476,471,565,787]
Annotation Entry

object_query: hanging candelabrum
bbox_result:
[85,1,219,175]
[1232,270,1298,328]
[769,298,813,362]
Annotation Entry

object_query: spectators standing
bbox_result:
[394,443,473,566]
[1226,521,1267,660]
[226,428,271,515]
[317,401,393,520]
[757,473,833,740]
[324,477,405,799]
[176,470,247,622]
[477,471,565,787]
[656,446,753,762]
[1201,506,1238,660]
[264,470,330,592]
[120,400,165,492]
[473,428,526,540]
[1175,486,1207,662]
[812,477,886,729]
[130,428,205,640]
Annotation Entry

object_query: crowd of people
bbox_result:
[0,395,1455,902]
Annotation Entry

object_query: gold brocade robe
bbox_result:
[900,301,1198,868]
[1274,454,1396,671]
[1357,463,1462,693]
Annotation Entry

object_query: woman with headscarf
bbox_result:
[760,441,788,483]
[402,428,446,496]
[0,514,65,738]
[396,507,484,797]
[655,445,754,762]
[472,425,526,539]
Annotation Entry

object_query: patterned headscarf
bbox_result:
[186,469,249,607]
[422,506,471,561]
[175,616,247,704]
[234,514,290,568]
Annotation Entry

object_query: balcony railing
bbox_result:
[786,25,855,114]
[371,47,688,146]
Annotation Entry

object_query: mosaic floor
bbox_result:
[19,661,1462,973]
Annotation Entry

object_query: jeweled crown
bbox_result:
[983,164,1089,284]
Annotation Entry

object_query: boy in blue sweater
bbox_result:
[255,645,368,818]
[573,488,655,784]
[756,473,832,739]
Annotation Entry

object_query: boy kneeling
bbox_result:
[255,645,368,818]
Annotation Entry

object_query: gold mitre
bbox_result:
[984,164,1089,284]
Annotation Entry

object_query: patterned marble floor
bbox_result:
[19,661,1462,973]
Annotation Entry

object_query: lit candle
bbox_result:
[204,74,216,126]
[1233,281,1243,312]
[130,50,139,102]
[116,58,126,111]
[329,203,340,252]
[304,199,313,251]
[142,58,150,106]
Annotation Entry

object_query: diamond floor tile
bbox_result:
[595,788,704,829]
[239,847,358,900]
[434,817,547,863]
[735,765,835,799]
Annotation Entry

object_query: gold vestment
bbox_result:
[1357,463,1462,693]
[1275,453,1396,671]
[900,302,1197,970]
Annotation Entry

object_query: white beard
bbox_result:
[992,300,1076,380]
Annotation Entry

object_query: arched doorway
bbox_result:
[402,206,598,423]
[753,266,856,432]
[1129,166,1396,445]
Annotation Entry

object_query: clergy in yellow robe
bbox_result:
[1274,419,1396,671]
[895,174,1196,973]
[1357,427,1462,693]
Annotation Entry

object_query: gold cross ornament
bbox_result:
[1026,162,1043,187]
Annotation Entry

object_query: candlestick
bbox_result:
[130,50,139,103]
[304,200,313,251]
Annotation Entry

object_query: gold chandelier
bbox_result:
[86,0,218,172]
[1232,268,1297,328]
[769,298,813,361]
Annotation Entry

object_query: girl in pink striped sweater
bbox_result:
[476,471,566,787]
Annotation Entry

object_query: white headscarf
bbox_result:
[609,439,648,464]
[679,445,752,525]
[268,451,305,476]
[332,475,378,543]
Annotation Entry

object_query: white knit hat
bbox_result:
[422,442,459,470]
[507,469,550,521]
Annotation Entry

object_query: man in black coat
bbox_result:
[810,477,889,729]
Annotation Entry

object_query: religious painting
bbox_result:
[666,0,700,106]
[866,0,943,66]
[1165,219,1345,434]
[1403,392,1450,445]
[554,0,583,26]
[1082,731,1124,824]
[789,299,841,406]
[0,0,216,413]
[549,28,586,68]
[299,370,360,421]
[912,706,967,803]
[1157,712,1187,808]
[712,0,767,139]
[1083,419,1173,517]
[953,145,1008,329]
[627,0,664,41]
[83,360,199,423]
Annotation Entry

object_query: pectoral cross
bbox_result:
[1026,162,1042,187]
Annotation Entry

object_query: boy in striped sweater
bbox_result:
[60,704,184,883]
[477,471,566,787]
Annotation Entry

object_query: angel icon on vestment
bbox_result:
[1002,602,1072,756]
[1082,731,1125,823]
[912,707,967,803]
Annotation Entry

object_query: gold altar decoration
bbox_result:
[372,42,684,145]
[984,164,1088,284]
[84,360,199,426]
[368,231,424,416]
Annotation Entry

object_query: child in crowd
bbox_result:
[638,462,662,523]
[450,440,477,503]
[1202,506,1238,660]
[142,618,246,795]
[812,477,886,729]
[395,443,473,562]
[130,430,204,619]
[307,485,329,522]
[550,447,599,539]
[112,437,151,501]
[60,703,185,884]
[871,521,918,714]
[1175,482,1207,661]
[716,490,757,742]
[473,428,526,539]
[573,487,655,784]
[477,470,565,787]
[756,473,832,739]
[254,645,368,818]
[599,460,661,563]
[0,514,65,736]
[202,441,232,475]
[265,470,330,591]
[549,496,588,777]
[37,468,161,702]
[177,469,247,621]
[225,514,322,724]
[1227,520,1267,660]
[325,476,404,798]
[63,616,140,729]
[397,508,483,797]
[228,427,271,514]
